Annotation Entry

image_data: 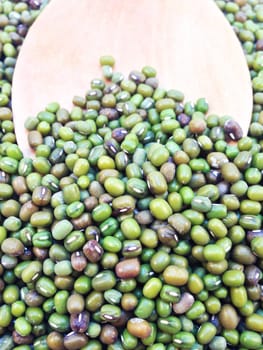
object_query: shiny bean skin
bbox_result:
[1,238,24,256]
[70,311,90,333]
[100,324,118,345]
[173,293,195,314]
[67,294,85,314]
[63,332,88,350]
[127,318,152,339]
[115,258,140,279]
[219,304,240,330]
[83,240,104,262]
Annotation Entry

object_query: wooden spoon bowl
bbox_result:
[12,0,253,157]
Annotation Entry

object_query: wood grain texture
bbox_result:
[12,0,253,157]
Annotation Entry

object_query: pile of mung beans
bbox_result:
[0,1,263,350]
[0,54,262,350]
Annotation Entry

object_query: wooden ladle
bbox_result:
[12,0,253,157]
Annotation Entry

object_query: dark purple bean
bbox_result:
[178,113,191,126]
[10,32,23,45]
[247,230,263,242]
[99,108,119,120]
[104,139,120,156]
[111,128,128,142]
[70,311,90,333]
[206,170,222,184]
[28,0,41,9]
[104,83,121,95]
[12,331,33,345]
[71,251,87,272]
[17,24,28,37]
[256,39,263,51]
[245,265,262,286]
[129,70,146,84]
[157,225,178,247]
[83,240,104,262]
[224,119,243,140]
